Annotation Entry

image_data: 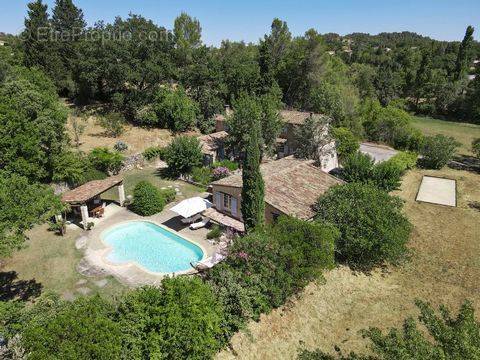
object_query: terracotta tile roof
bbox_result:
[203,207,245,232]
[212,157,344,219]
[62,176,123,204]
[198,131,229,155]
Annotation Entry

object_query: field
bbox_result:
[411,116,480,155]
[217,167,480,359]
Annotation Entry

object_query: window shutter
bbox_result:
[231,197,238,217]
[215,192,222,210]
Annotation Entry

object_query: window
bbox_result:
[223,193,232,210]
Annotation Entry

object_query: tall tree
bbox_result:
[240,98,265,232]
[51,0,86,94]
[174,12,202,67]
[23,0,51,70]
[454,25,475,81]
[259,18,291,88]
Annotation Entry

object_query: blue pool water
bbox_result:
[102,221,204,273]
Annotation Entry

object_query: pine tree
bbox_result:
[241,104,265,232]
[23,0,51,69]
[454,25,475,81]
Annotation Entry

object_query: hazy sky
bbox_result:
[2,0,479,45]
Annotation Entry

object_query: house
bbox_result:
[197,131,229,165]
[214,108,339,172]
[204,156,344,232]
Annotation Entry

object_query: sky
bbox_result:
[2,0,480,46]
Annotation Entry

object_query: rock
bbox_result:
[75,236,88,250]
[76,258,107,277]
[94,279,108,288]
[77,287,91,295]
[75,279,87,286]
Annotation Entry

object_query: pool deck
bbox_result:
[80,203,217,287]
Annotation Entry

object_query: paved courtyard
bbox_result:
[76,203,218,287]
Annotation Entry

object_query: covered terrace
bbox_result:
[61,176,125,229]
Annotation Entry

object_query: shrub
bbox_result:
[212,166,230,180]
[82,168,108,183]
[206,225,222,239]
[117,278,225,359]
[88,147,124,174]
[113,141,128,152]
[387,151,418,171]
[315,183,412,269]
[159,188,176,203]
[341,152,375,183]
[191,167,212,185]
[332,127,360,161]
[164,136,203,176]
[154,87,198,132]
[21,296,122,359]
[130,181,165,216]
[213,159,239,171]
[135,105,158,126]
[142,146,165,161]
[420,134,460,169]
[371,160,403,192]
[472,138,480,158]
[97,112,125,137]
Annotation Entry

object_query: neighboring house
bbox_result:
[0,40,5,46]
[214,108,339,172]
[360,142,398,163]
[205,156,344,232]
[198,131,229,166]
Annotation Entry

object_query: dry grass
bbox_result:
[216,167,480,360]
[411,116,480,156]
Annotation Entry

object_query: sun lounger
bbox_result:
[181,213,202,224]
[189,217,210,230]
[190,251,226,271]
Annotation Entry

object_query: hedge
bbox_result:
[130,181,166,216]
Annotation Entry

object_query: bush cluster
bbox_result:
[130,181,166,216]
[315,182,412,269]
[341,150,417,192]
[420,134,460,169]
[212,159,239,171]
[142,146,165,161]
[206,216,337,338]
[88,147,124,174]
[191,166,212,185]
[331,127,360,160]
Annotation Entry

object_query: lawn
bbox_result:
[216,167,480,359]
[411,116,480,155]
[1,167,205,301]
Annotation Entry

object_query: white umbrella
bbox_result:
[170,197,212,219]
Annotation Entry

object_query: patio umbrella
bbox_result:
[170,197,212,219]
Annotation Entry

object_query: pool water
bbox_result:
[102,221,204,273]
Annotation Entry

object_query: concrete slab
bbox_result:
[360,142,398,164]
[416,176,456,207]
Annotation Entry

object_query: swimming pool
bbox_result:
[102,221,204,274]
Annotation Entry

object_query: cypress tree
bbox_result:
[241,101,265,232]
[454,26,475,81]
[23,0,51,69]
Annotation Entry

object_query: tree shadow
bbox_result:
[162,216,189,232]
[449,155,480,173]
[0,271,42,302]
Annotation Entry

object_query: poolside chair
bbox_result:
[190,251,226,272]
[181,213,202,224]
[189,217,210,230]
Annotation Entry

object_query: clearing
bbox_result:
[411,116,480,156]
[217,167,480,359]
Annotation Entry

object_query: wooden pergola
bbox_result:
[61,176,125,229]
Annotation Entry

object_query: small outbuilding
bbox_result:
[61,176,125,228]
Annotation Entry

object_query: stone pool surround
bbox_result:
[79,203,217,287]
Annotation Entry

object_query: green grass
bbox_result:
[102,168,206,202]
[2,224,126,300]
[411,116,480,155]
